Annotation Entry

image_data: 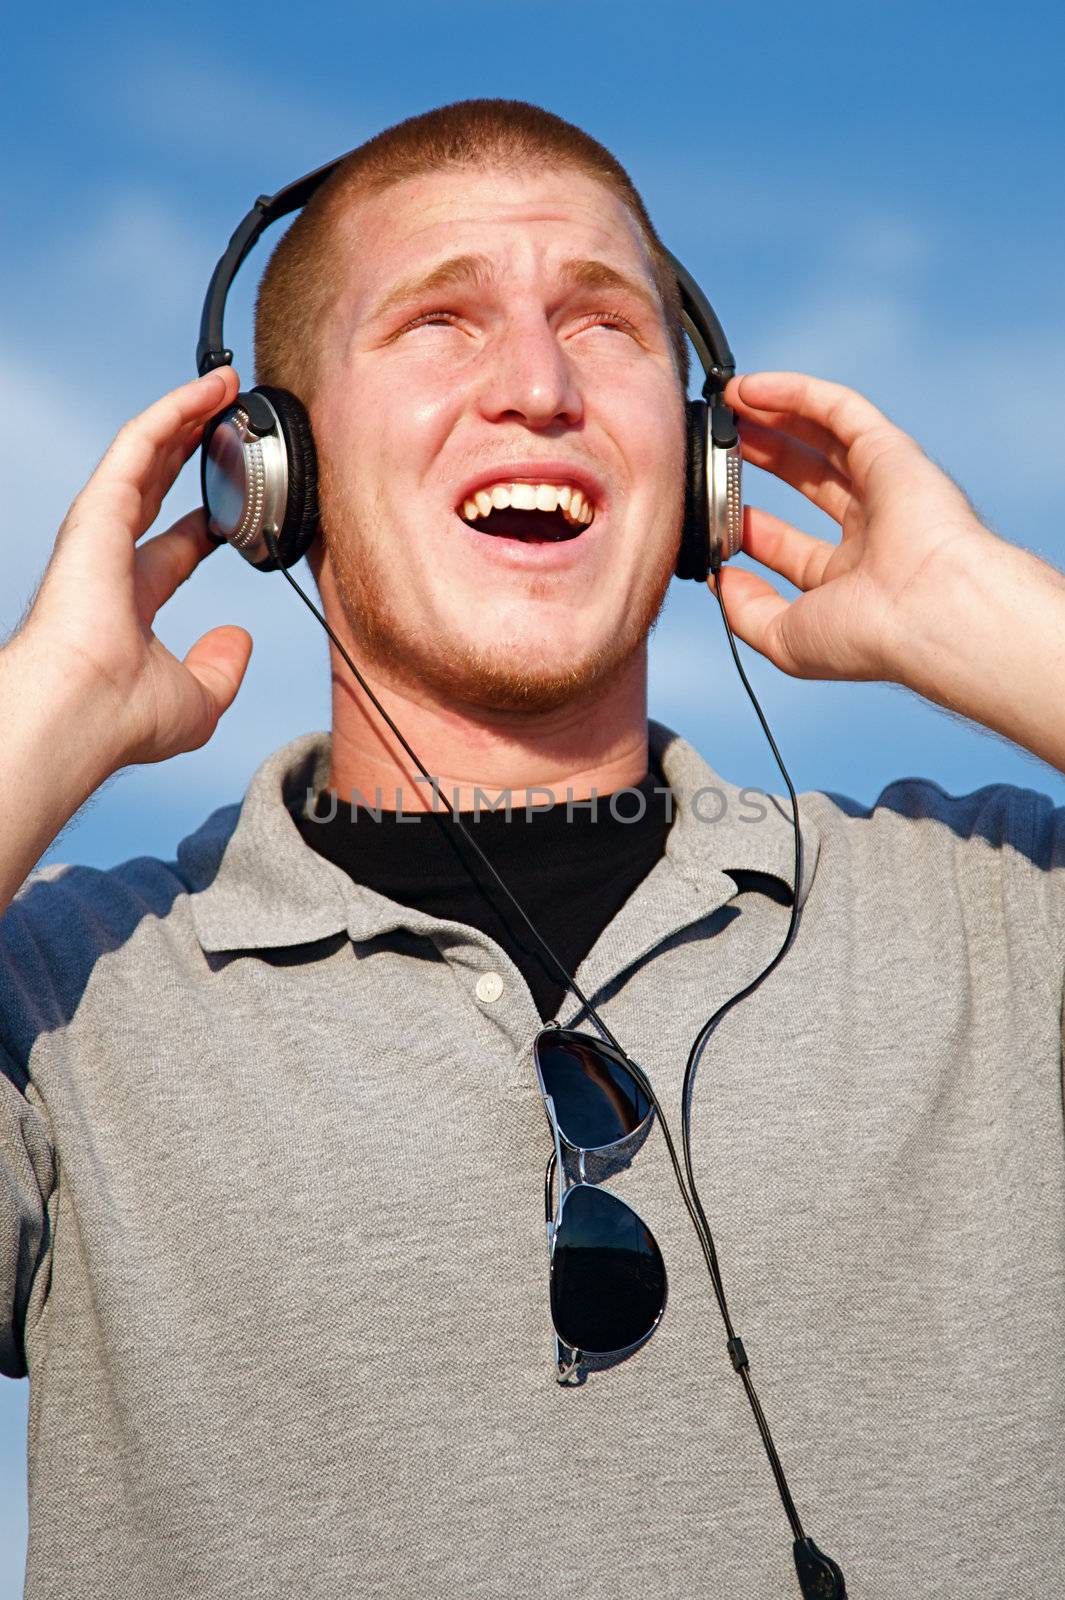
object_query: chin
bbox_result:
[323,517,672,718]
[409,628,639,717]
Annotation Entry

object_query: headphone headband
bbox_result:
[196,152,347,376]
[665,251,736,398]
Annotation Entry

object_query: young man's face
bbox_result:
[310,164,687,716]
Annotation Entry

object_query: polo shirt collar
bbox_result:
[187,720,819,957]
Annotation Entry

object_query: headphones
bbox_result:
[196,151,743,580]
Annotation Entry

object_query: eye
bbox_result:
[572,310,646,348]
[579,310,641,337]
[395,310,462,335]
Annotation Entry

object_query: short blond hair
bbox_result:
[253,98,689,402]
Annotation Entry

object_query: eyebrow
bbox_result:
[366,252,664,326]
[556,257,663,319]
[368,253,496,324]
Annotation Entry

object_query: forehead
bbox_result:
[331,165,660,315]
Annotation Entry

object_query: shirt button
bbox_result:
[476,971,504,1005]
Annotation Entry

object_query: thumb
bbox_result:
[183,625,254,724]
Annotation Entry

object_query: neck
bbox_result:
[324,648,650,816]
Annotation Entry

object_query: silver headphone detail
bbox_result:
[203,394,289,566]
[711,438,744,564]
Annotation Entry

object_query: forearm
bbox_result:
[897,528,1065,774]
[0,637,119,917]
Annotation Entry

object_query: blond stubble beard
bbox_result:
[316,453,678,717]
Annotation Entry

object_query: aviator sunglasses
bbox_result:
[534,1024,668,1376]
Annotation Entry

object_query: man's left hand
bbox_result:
[718,370,1065,774]
[718,370,991,683]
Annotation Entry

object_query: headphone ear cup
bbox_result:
[200,410,232,549]
[675,401,710,581]
[250,385,319,571]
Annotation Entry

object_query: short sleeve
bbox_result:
[0,851,195,1378]
[0,875,67,1380]
[865,774,1065,1039]
[1007,781,1065,969]
[0,1050,55,1378]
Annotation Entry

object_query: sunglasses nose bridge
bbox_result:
[544,1103,592,1239]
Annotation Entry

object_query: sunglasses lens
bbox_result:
[551,1184,666,1355]
[535,1030,651,1149]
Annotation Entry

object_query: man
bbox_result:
[1,99,1062,1599]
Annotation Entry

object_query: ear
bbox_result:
[306,524,325,576]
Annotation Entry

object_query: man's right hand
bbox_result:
[0,368,251,916]
[16,367,252,772]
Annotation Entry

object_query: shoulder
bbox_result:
[805,770,1065,865]
[651,717,1065,915]
[801,771,1065,978]
[3,797,242,948]
[0,802,241,1065]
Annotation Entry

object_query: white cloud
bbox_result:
[650,586,812,727]
[662,194,1063,531]
[747,283,1065,531]
[0,347,107,633]
[837,212,935,278]
[0,1382,27,1591]
[79,192,207,312]
[110,54,387,172]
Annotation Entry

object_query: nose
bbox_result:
[476,311,583,431]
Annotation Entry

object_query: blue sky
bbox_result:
[1,0,1063,1585]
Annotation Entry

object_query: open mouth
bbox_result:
[457,481,596,544]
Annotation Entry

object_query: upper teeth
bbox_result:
[460,482,594,528]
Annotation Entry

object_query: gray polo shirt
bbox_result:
[1,721,1063,1598]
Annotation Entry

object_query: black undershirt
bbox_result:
[296,764,674,1021]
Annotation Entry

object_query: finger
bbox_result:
[726,371,890,444]
[741,505,842,592]
[725,390,852,477]
[131,427,214,545]
[134,508,218,623]
[61,369,240,543]
[705,563,795,670]
[725,371,902,487]
[115,378,238,520]
[739,418,854,523]
[182,625,254,732]
[100,368,240,486]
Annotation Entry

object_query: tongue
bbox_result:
[470,507,580,542]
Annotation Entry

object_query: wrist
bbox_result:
[1,629,128,799]
[889,525,1065,767]
[884,522,1009,704]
